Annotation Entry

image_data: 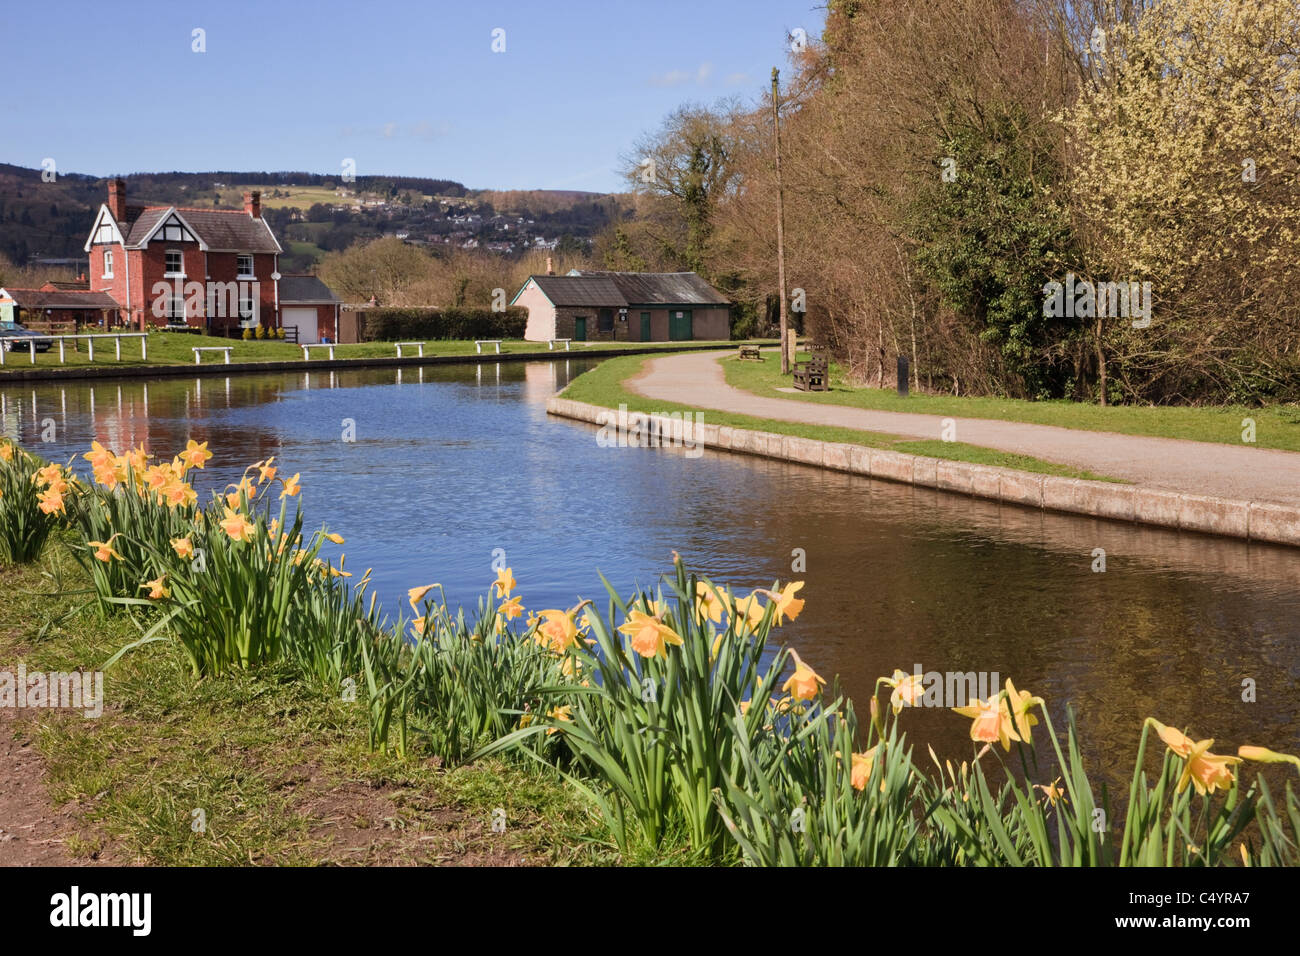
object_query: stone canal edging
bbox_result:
[546,396,1300,548]
[0,342,734,384]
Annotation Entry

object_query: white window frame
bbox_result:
[238,292,258,325]
[164,249,184,277]
[237,254,255,279]
[168,294,185,322]
[102,249,114,278]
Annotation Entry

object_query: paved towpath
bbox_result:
[626,350,1300,507]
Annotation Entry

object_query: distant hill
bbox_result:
[0,165,615,271]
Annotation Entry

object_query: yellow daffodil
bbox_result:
[257,457,277,483]
[171,537,195,559]
[37,487,65,515]
[953,694,1021,751]
[498,594,524,621]
[322,532,344,545]
[180,439,212,470]
[0,441,13,462]
[850,746,881,791]
[1003,679,1043,745]
[408,583,440,609]
[695,581,727,624]
[1149,720,1242,796]
[770,581,806,624]
[280,473,301,498]
[782,650,826,702]
[883,669,925,715]
[617,609,685,659]
[1237,745,1300,769]
[140,576,170,600]
[83,440,114,470]
[219,507,255,543]
[545,705,572,735]
[535,607,583,654]
[87,534,123,563]
[1036,777,1065,806]
[494,566,516,597]
[731,592,767,630]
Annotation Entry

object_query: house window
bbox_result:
[598,308,614,332]
[102,250,114,278]
[168,295,185,322]
[237,255,254,278]
[164,250,184,276]
[239,292,257,323]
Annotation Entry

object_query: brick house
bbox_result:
[512,269,730,343]
[82,179,284,334]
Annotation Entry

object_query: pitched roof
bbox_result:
[0,288,120,309]
[529,274,628,308]
[519,271,731,309]
[279,275,341,304]
[119,204,280,253]
[575,271,730,306]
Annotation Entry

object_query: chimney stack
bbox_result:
[107,178,127,222]
[545,256,554,275]
[244,190,262,219]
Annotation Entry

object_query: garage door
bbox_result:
[281,307,318,344]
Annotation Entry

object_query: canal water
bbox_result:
[3,359,1298,785]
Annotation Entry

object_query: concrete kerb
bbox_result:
[546,396,1298,546]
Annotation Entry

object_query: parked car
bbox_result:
[0,322,53,352]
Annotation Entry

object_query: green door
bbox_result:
[640,312,651,341]
[573,317,587,341]
[669,309,693,341]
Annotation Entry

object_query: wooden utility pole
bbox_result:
[772,67,791,374]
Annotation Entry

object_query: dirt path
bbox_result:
[0,706,95,866]
[627,350,1300,506]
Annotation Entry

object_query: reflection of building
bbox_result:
[513,266,730,343]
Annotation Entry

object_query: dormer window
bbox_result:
[237,255,255,278]
[164,250,184,277]
[102,250,114,278]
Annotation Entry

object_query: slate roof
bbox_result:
[279,275,341,304]
[0,288,120,309]
[521,271,729,309]
[529,274,628,308]
[118,204,281,253]
[580,271,731,306]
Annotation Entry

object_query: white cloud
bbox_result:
[649,61,715,88]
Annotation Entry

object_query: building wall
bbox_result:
[553,305,628,342]
[516,280,557,340]
[90,234,279,331]
[630,306,730,341]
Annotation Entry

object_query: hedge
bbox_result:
[357,307,527,342]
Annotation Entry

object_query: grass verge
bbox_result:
[0,540,612,866]
[563,354,1117,480]
[0,332,760,374]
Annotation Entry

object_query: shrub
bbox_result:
[241,328,253,340]
[357,307,527,342]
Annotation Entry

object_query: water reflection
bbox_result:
[3,360,1298,789]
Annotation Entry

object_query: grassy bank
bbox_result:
[562,353,1117,480]
[725,352,1300,452]
[2,436,1298,868]
[0,332,755,374]
[1,542,610,865]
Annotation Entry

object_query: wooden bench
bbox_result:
[547,338,572,351]
[301,343,336,361]
[193,346,233,365]
[394,341,425,358]
[475,339,503,354]
[792,353,829,391]
[738,345,762,361]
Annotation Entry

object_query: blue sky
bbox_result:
[3,0,823,193]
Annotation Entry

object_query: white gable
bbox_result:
[82,205,125,252]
